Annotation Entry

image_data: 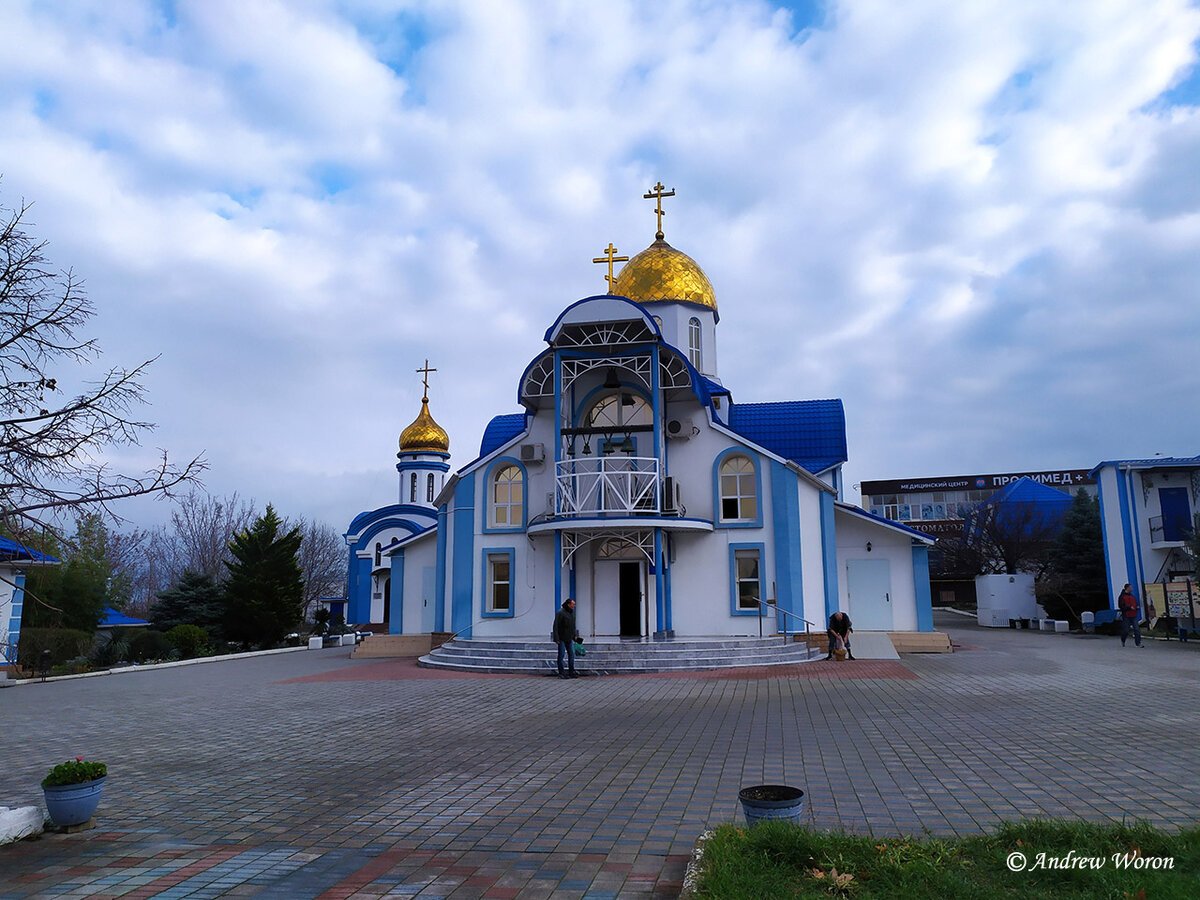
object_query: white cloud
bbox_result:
[0,0,1197,529]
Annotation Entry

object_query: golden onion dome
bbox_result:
[611,238,717,312]
[399,398,450,454]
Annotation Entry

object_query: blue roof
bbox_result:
[964,476,1073,542]
[479,413,528,458]
[0,536,57,564]
[985,476,1076,510]
[99,607,151,628]
[1090,455,1200,477]
[726,400,847,474]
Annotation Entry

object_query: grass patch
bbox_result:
[691,818,1199,899]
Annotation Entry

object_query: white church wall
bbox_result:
[834,514,919,631]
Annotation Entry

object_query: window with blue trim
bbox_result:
[486,552,512,613]
[734,548,761,611]
[720,454,757,522]
[490,465,524,527]
[410,472,418,503]
[427,473,435,502]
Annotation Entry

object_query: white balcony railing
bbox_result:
[556,457,660,516]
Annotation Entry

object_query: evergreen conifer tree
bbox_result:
[151,570,224,635]
[1039,490,1108,623]
[222,505,304,647]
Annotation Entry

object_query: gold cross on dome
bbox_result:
[592,242,629,294]
[643,181,675,239]
[416,359,437,401]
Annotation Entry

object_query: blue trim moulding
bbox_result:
[480,547,517,618]
[769,460,803,631]
[481,456,528,533]
[451,476,476,637]
[713,447,764,529]
[728,542,767,617]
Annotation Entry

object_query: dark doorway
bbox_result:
[383,578,391,624]
[619,562,641,637]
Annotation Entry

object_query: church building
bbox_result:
[346,187,935,643]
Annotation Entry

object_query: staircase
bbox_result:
[417,635,823,675]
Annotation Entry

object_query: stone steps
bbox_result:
[417,635,823,674]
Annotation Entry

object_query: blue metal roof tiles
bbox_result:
[726,399,847,474]
[479,413,528,458]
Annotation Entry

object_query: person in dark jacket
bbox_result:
[1118,583,1143,648]
[826,611,855,660]
[553,597,579,678]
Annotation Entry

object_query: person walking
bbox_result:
[553,597,580,678]
[1118,583,1143,648]
[826,610,855,660]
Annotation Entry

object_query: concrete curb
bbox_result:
[5,645,311,686]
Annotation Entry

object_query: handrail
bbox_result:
[749,598,816,646]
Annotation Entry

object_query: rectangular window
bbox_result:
[734,549,761,611]
[487,553,511,613]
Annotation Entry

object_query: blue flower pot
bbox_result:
[43,776,106,827]
[738,784,805,825]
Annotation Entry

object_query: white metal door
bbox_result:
[846,558,893,630]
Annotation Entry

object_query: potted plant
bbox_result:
[41,757,107,827]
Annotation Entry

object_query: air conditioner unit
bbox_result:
[663,477,682,514]
[666,418,694,440]
[519,442,545,463]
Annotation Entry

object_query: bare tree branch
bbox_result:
[0,189,204,538]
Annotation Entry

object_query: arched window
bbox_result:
[490,465,524,527]
[688,317,702,368]
[586,391,652,429]
[410,472,418,503]
[719,455,757,522]
[427,473,435,502]
[374,542,382,566]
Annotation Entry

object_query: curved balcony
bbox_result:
[556,457,661,516]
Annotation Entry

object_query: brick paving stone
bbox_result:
[2,618,1199,897]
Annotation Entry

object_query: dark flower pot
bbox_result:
[43,776,106,827]
[738,784,805,824]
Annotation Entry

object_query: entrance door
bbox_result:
[594,560,644,636]
[619,562,643,637]
[1159,488,1192,541]
[846,559,893,630]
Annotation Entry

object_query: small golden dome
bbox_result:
[399,398,450,454]
[611,238,716,312]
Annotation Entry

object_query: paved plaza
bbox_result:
[1,612,1197,898]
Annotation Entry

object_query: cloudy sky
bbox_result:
[2,0,1198,532]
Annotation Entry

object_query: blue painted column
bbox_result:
[434,505,448,632]
[653,529,667,636]
[769,460,803,632]
[389,551,405,634]
[450,476,476,637]
[819,491,839,620]
[912,543,933,632]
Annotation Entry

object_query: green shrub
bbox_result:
[166,624,209,659]
[128,629,173,663]
[90,633,130,668]
[17,627,92,669]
